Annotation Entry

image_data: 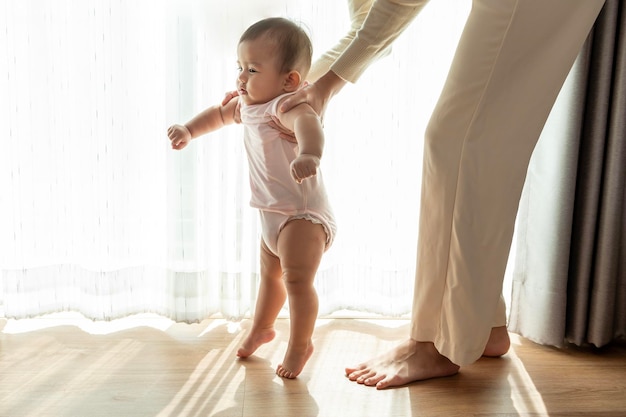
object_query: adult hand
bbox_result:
[279,71,346,118]
[222,90,242,124]
[279,82,327,119]
[167,124,191,150]
[269,116,297,143]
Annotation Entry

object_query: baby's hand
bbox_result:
[290,154,320,184]
[167,124,191,150]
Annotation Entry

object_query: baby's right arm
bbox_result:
[167,99,238,150]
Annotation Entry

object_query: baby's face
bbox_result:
[236,37,286,105]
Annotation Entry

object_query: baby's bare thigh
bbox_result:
[277,219,326,271]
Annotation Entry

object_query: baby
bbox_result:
[167,17,335,379]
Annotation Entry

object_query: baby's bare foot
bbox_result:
[345,339,459,389]
[276,342,314,379]
[236,327,276,358]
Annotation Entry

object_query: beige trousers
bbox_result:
[413,0,605,365]
[314,0,605,366]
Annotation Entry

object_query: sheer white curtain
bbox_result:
[0,0,470,322]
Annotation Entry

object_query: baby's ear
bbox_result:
[283,70,302,92]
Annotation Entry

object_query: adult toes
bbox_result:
[347,368,368,381]
[363,373,386,387]
[344,364,365,376]
[356,370,378,384]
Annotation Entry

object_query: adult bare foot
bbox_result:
[345,339,459,389]
[236,327,276,358]
[482,326,510,357]
[276,342,314,379]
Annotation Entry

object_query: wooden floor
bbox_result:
[1,315,625,417]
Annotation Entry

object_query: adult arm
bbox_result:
[306,0,376,83]
[281,0,430,115]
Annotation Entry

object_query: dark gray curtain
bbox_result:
[509,0,626,348]
[566,0,626,347]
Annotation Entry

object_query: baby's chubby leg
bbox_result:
[275,219,327,378]
[237,240,285,358]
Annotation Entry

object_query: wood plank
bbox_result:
[1,317,624,417]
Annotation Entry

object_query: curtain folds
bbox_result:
[0,1,471,322]
[509,0,626,348]
[565,0,626,347]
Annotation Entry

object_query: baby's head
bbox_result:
[237,17,312,105]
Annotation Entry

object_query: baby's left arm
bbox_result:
[276,102,324,184]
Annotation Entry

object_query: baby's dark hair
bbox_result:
[239,17,312,76]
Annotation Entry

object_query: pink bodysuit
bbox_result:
[240,92,336,256]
